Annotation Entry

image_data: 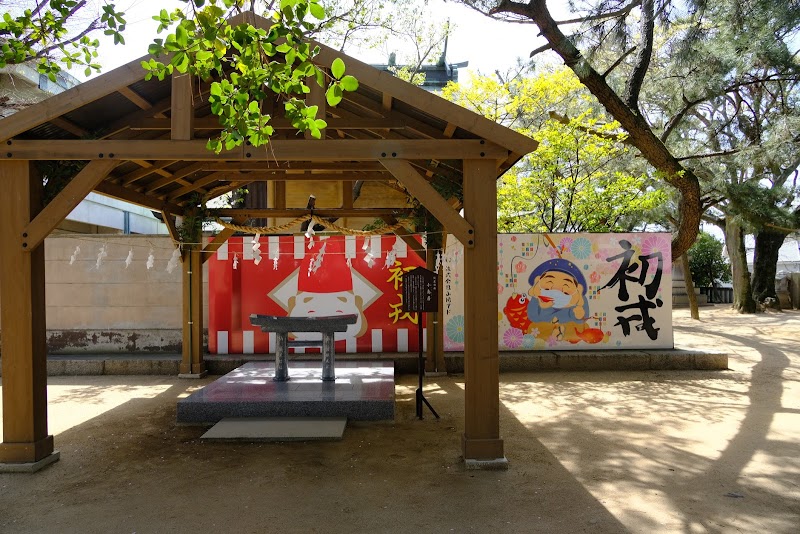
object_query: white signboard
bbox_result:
[442,233,673,351]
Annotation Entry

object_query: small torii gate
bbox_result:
[0,13,537,471]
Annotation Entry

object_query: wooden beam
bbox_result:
[22,160,118,251]
[200,161,387,171]
[380,159,474,248]
[342,180,354,209]
[171,73,194,140]
[161,210,181,245]
[0,57,154,141]
[201,218,246,264]
[93,181,184,214]
[4,139,508,161]
[306,70,326,140]
[274,181,286,210]
[129,117,407,131]
[461,158,503,462]
[216,207,412,219]
[212,171,392,182]
[382,216,425,263]
[0,161,54,465]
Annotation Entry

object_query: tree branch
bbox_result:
[492,0,702,258]
[623,0,654,111]
[602,46,637,78]
[677,148,740,161]
[554,0,642,25]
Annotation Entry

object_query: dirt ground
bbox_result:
[1,305,799,534]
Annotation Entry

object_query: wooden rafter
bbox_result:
[380,159,474,247]
[120,160,177,186]
[101,96,173,139]
[50,116,89,137]
[142,162,206,193]
[118,86,153,110]
[4,139,509,161]
[167,171,225,200]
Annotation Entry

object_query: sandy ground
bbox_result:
[1,305,799,534]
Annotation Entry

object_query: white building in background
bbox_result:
[746,236,800,276]
[0,63,167,236]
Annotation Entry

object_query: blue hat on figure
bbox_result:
[528,258,588,295]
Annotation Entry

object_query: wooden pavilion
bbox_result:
[0,14,537,470]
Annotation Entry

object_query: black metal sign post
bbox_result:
[402,267,440,420]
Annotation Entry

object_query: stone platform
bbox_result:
[176,361,395,424]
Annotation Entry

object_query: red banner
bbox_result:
[208,235,426,354]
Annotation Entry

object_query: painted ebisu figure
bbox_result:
[504,257,604,344]
[287,237,369,342]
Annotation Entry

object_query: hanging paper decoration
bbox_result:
[166,248,181,274]
[69,245,81,265]
[363,245,375,268]
[362,237,369,251]
[233,253,239,270]
[305,226,315,249]
[146,248,155,270]
[435,250,442,274]
[384,245,397,269]
[252,233,262,266]
[270,247,279,270]
[95,244,108,269]
[307,241,326,276]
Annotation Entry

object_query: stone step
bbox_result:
[200,416,347,441]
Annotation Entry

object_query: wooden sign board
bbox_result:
[402,267,439,313]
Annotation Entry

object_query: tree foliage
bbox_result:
[0,0,126,79]
[688,231,731,288]
[142,0,358,153]
[442,66,665,232]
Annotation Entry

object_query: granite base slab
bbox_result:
[201,417,347,441]
[177,361,394,424]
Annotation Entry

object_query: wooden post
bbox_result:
[461,158,504,463]
[425,228,445,373]
[0,161,57,469]
[171,71,205,377]
[180,223,206,377]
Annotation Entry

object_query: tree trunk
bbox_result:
[724,219,757,313]
[751,229,787,308]
[681,252,700,319]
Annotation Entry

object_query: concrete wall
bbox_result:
[0,235,207,354]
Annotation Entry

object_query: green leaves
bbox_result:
[331,57,346,79]
[0,1,126,78]
[325,57,358,106]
